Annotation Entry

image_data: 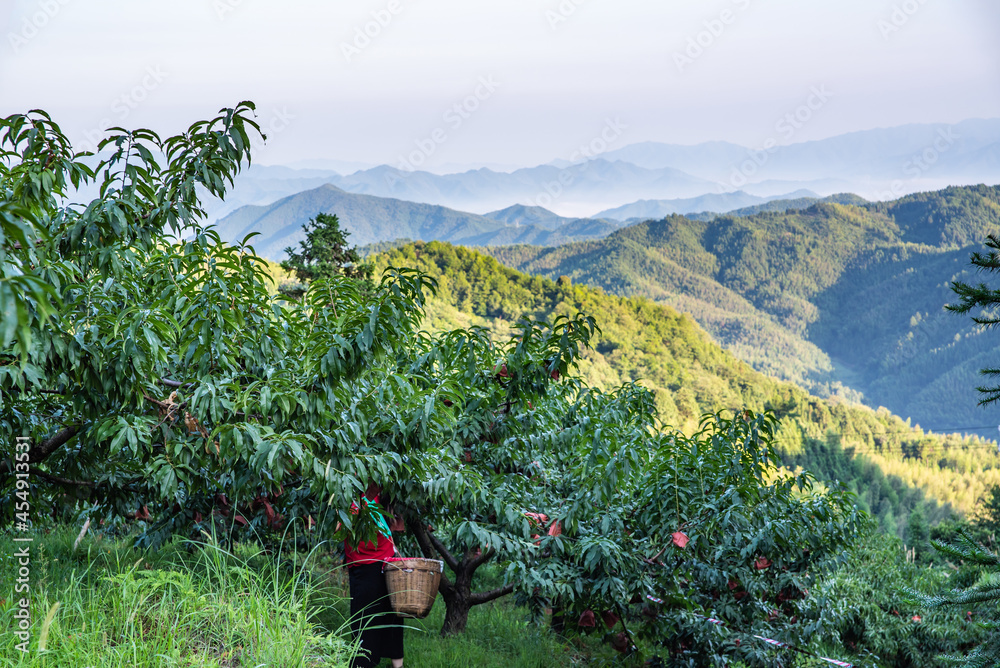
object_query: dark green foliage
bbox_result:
[907,504,931,560]
[911,233,1000,665]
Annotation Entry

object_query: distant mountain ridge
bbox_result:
[484,204,622,231]
[599,118,1000,187]
[212,184,619,260]
[685,193,871,221]
[205,118,1000,222]
[331,159,715,214]
[214,185,835,262]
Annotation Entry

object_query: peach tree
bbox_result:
[0,107,863,655]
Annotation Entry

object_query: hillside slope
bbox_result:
[483,185,1000,437]
[370,242,1000,537]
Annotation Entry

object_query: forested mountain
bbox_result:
[213,184,617,259]
[482,185,1000,440]
[684,192,870,221]
[370,242,1000,540]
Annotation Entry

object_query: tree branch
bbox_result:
[469,583,515,606]
[427,529,460,572]
[29,425,80,463]
[28,467,96,488]
[406,516,435,558]
[160,378,195,389]
[469,546,495,572]
[407,515,460,573]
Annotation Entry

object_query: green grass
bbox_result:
[0,527,356,667]
[1,527,626,667]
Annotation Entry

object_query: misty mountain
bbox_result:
[600,118,1000,196]
[484,204,622,231]
[327,160,715,214]
[205,118,1000,227]
[204,161,714,224]
[212,184,618,260]
[594,189,818,221]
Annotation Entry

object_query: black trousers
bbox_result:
[349,562,405,667]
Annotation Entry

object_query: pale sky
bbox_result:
[1,0,998,171]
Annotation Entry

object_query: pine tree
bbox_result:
[280,212,371,296]
[917,533,1000,667]
[929,236,1000,664]
[948,233,1000,404]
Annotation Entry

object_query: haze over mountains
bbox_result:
[208,118,1000,222]
[599,119,1000,185]
[215,183,865,262]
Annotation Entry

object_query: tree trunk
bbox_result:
[406,517,516,636]
[439,570,473,635]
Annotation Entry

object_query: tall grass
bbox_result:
[2,527,630,667]
[0,527,357,667]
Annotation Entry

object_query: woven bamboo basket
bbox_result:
[383,557,443,618]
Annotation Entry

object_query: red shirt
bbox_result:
[344,494,395,567]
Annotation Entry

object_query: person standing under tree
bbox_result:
[344,482,405,668]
